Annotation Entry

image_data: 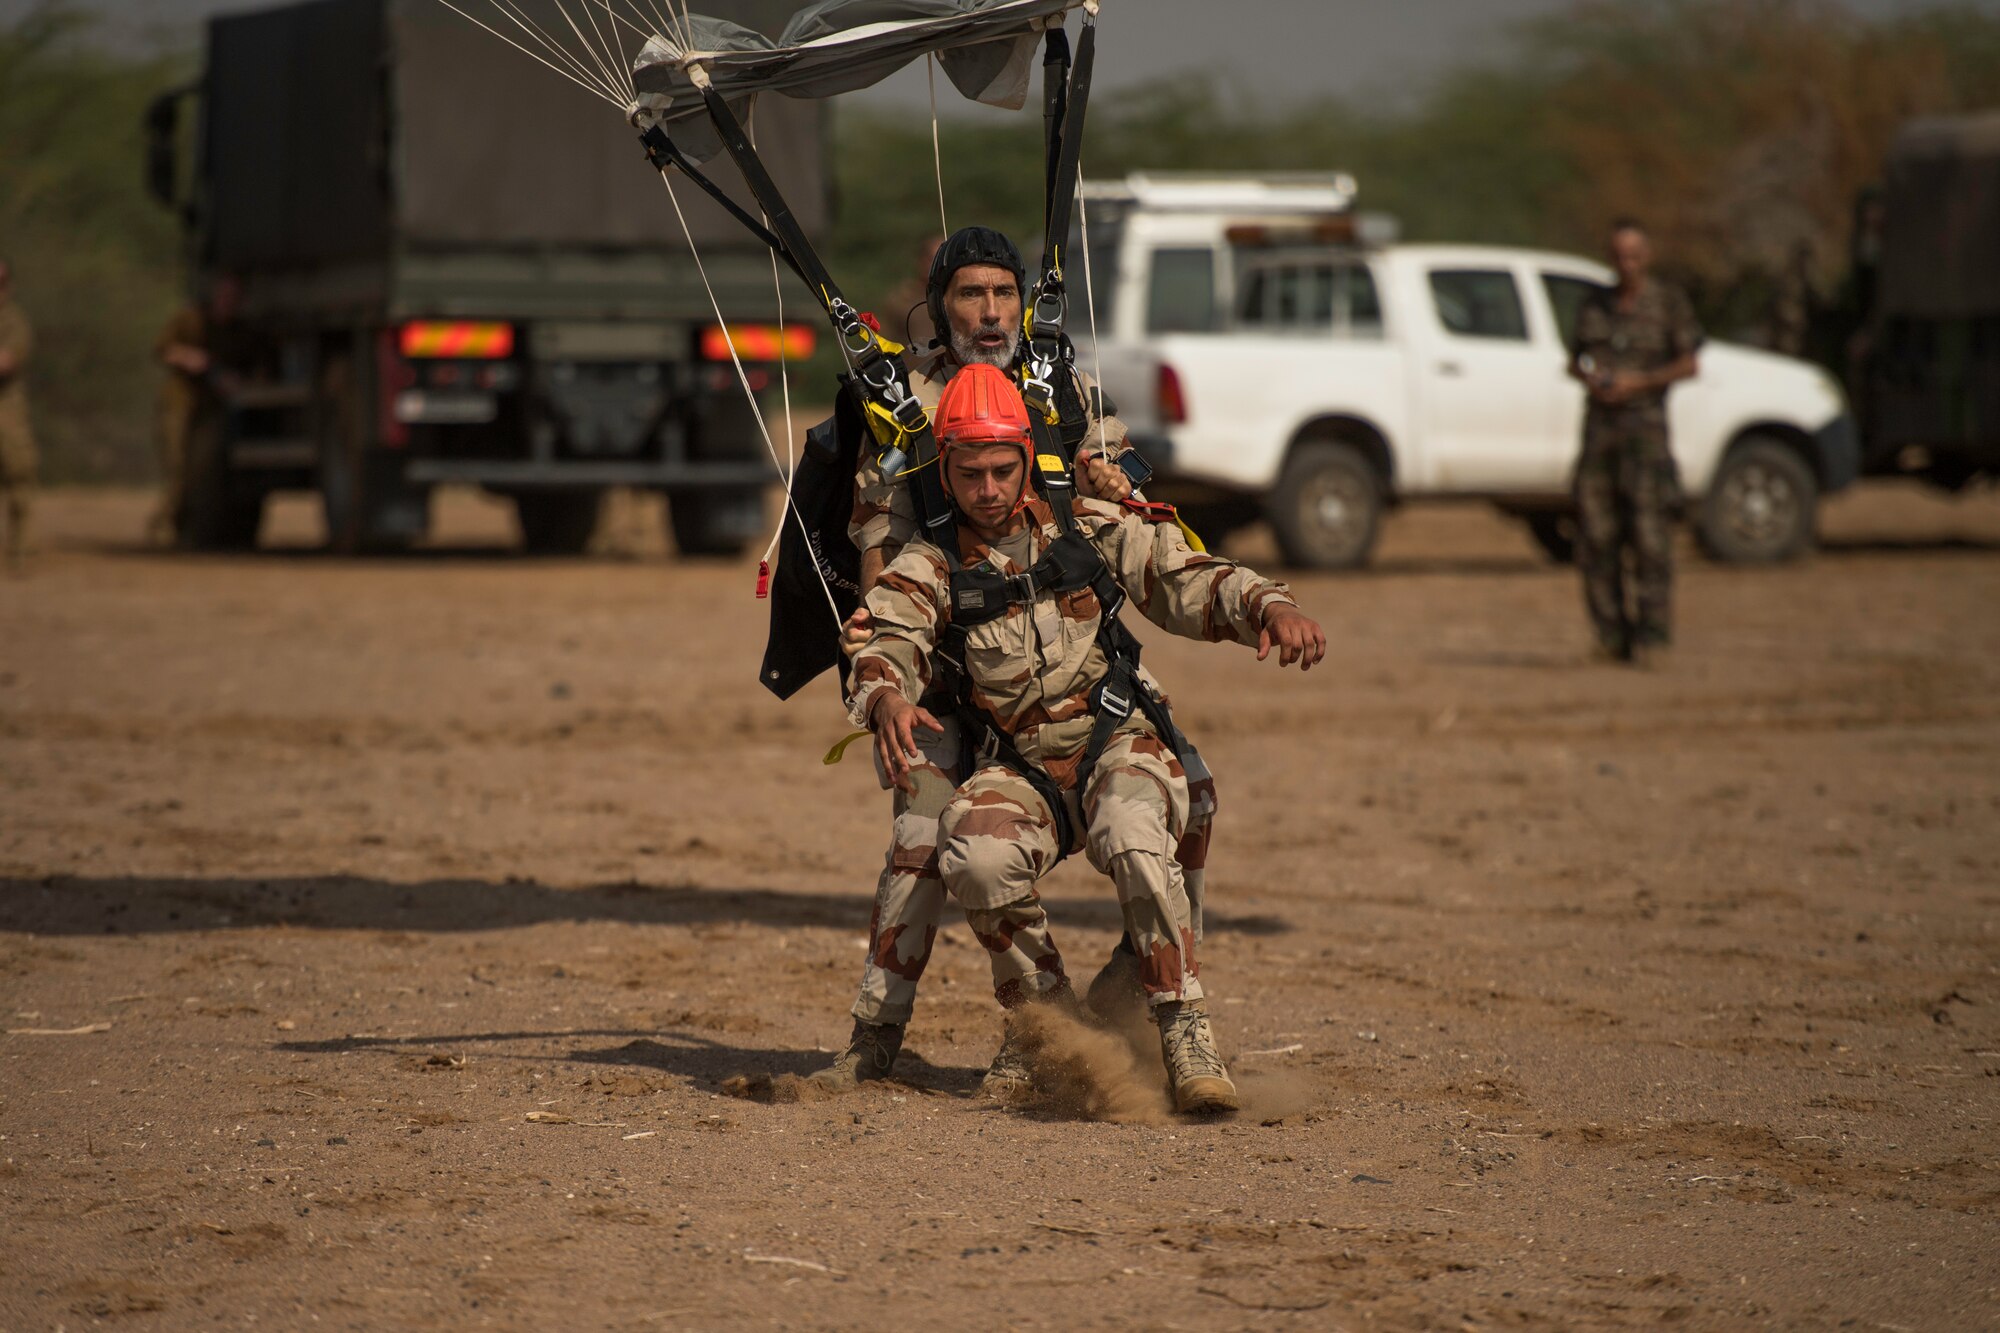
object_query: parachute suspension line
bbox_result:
[1076,162,1108,461]
[927,55,949,236]
[551,0,632,105]
[752,106,798,591]
[658,170,840,623]
[484,0,623,100]
[430,0,626,107]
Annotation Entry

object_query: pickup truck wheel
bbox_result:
[1697,436,1817,564]
[1524,513,1577,564]
[516,492,603,555]
[1269,441,1382,570]
[667,488,761,558]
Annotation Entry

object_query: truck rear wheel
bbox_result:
[1268,441,1383,570]
[516,492,603,555]
[177,418,265,551]
[666,488,761,558]
[319,354,425,554]
[1696,435,1817,564]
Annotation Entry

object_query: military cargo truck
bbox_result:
[1857,113,2000,490]
[146,0,823,553]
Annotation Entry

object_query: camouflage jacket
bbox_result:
[1574,279,1704,421]
[848,496,1294,786]
[0,299,34,456]
[849,348,1130,558]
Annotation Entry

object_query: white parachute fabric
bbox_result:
[633,0,1082,128]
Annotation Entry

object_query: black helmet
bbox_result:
[925,225,1025,349]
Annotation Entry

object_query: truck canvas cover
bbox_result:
[1879,112,2000,320]
[201,0,825,270]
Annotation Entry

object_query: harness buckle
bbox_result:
[1099,684,1134,719]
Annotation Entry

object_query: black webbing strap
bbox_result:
[677,84,953,546]
[1021,14,1097,420]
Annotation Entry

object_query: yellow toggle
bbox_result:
[1175,514,1207,553]
[823,730,872,766]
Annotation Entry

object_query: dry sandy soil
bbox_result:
[2,483,1998,1331]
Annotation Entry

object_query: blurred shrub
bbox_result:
[1,3,187,483]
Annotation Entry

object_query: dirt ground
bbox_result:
[3,482,1998,1331]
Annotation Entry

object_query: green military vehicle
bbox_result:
[1856,112,2000,490]
[146,0,822,553]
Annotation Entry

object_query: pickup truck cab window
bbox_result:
[1541,273,1605,353]
[1148,247,1219,334]
[1238,260,1382,339]
[1428,269,1529,341]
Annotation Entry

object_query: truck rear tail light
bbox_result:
[399,321,514,359]
[700,323,817,363]
[1157,363,1188,425]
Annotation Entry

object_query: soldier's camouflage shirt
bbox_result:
[1574,279,1704,426]
[849,347,1129,558]
[848,496,1295,786]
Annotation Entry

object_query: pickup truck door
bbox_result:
[1411,263,1568,491]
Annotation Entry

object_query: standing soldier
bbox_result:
[1569,219,1702,662]
[849,363,1325,1113]
[151,274,248,546]
[808,225,1141,1095]
[0,259,37,573]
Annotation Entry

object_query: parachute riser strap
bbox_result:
[638,126,802,284]
[682,75,930,477]
[1023,15,1096,418]
[1027,409,1078,535]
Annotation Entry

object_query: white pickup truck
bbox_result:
[1072,177,1860,568]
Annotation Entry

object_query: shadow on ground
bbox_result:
[271,1027,984,1095]
[1,875,1290,939]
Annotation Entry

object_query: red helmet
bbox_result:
[933,362,1032,458]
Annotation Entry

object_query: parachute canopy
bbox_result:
[633,0,1086,121]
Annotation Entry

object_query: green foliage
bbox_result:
[1,3,189,483]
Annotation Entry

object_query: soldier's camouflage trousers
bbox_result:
[1575,418,1677,652]
[850,715,1068,1024]
[938,724,1203,1009]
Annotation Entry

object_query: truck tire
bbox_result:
[177,419,264,551]
[319,354,425,554]
[667,487,761,558]
[516,492,603,555]
[1696,435,1818,564]
[1523,512,1577,564]
[1268,441,1383,570]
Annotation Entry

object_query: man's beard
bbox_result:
[950,324,1020,368]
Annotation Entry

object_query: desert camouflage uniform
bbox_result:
[1573,281,1703,653]
[850,495,1292,1007]
[844,349,1129,1024]
[0,296,36,566]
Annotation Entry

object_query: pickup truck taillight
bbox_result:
[399,321,514,359]
[1157,363,1189,425]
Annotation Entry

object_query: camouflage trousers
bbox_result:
[1575,419,1677,653]
[938,723,1203,1009]
[849,715,1067,1024]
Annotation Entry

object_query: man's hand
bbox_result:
[869,689,945,790]
[162,344,211,376]
[1256,604,1326,671]
[840,607,874,659]
[1076,453,1133,503]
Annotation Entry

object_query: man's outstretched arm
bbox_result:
[1099,508,1326,670]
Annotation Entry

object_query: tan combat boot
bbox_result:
[980,982,1084,1098]
[1155,1000,1239,1114]
[1085,936,1146,1027]
[806,1019,904,1092]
